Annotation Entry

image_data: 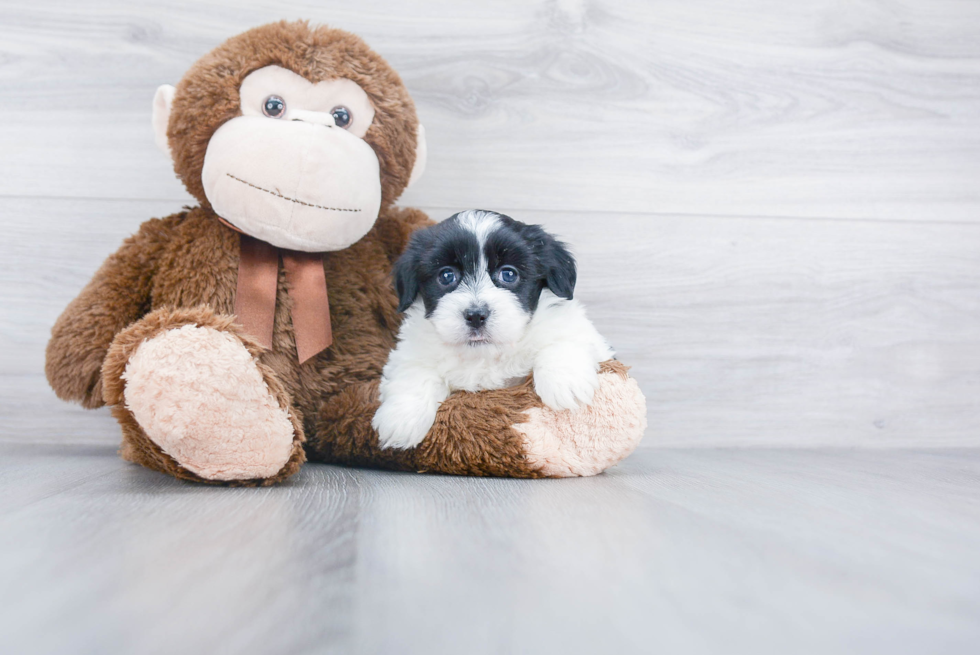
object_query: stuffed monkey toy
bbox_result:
[45,21,646,486]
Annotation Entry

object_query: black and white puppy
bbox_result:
[372,210,613,450]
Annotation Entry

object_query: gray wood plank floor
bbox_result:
[2,444,978,655]
[3,2,980,653]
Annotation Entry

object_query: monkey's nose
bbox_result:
[289,109,335,127]
[464,307,489,329]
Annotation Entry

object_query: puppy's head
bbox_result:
[394,210,576,346]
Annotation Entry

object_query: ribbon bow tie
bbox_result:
[234,232,333,364]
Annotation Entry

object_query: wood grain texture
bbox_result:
[1,0,979,219]
[2,4,979,651]
[6,196,979,447]
[1,445,978,655]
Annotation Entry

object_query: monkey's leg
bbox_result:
[308,361,645,478]
[101,307,305,486]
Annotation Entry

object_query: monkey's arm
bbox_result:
[418,360,646,477]
[45,216,179,408]
[310,376,547,477]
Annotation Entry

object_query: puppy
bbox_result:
[373,210,614,450]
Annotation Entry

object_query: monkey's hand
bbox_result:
[45,216,176,408]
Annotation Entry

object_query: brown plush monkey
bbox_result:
[45,21,646,486]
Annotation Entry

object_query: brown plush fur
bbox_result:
[45,21,638,485]
[44,21,546,484]
[311,374,544,477]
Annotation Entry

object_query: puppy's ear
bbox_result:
[393,236,424,312]
[540,231,577,300]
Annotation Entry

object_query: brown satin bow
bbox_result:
[223,220,333,364]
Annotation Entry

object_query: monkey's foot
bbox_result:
[102,307,305,485]
[516,360,647,477]
[121,324,295,481]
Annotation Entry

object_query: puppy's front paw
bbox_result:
[533,364,599,412]
[372,397,437,450]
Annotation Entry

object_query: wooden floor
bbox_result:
[1,444,978,655]
[2,1,980,652]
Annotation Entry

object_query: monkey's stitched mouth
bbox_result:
[226,173,361,213]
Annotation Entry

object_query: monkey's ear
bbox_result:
[152,84,176,160]
[405,123,427,190]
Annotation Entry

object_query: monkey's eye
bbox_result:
[496,266,520,285]
[262,95,286,118]
[330,106,352,129]
[437,267,458,287]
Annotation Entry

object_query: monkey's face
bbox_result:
[200,65,382,252]
[152,22,427,254]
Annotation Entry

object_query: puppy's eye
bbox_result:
[263,95,286,118]
[331,106,352,129]
[496,266,520,285]
[437,267,457,286]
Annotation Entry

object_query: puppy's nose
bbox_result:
[464,307,489,329]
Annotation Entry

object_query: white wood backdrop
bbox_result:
[2,0,979,447]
